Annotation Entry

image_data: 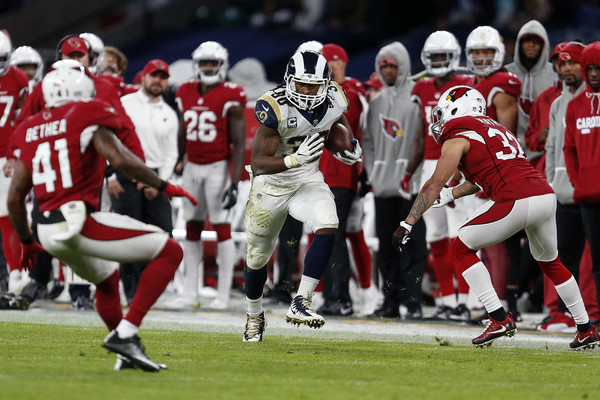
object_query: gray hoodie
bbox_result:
[545,80,586,204]
[506,20,557,159]
[362,41,421,197]
[228,57,278,104]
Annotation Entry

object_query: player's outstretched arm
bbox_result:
[94,127,198,205]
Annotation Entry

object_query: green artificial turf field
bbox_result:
[1,321,599,400]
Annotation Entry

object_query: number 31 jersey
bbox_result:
[254,83,348,187]
[175,80,247,165]
[439,115,551,202]
[14,100,121,212]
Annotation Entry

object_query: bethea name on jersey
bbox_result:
[26,119,67,142]
[577,116,600,134]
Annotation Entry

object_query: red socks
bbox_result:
[95,271,122,331]
[126,239,183,326]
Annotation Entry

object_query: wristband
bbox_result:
[284,155,297,169]
[21,236,33,245]
[158,180,168,191]
[399,221,413,233]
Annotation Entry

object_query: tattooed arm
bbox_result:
[7,160,34,242]
[405,138,470,226]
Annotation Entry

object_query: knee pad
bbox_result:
[185,221,204,241]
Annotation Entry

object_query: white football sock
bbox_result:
[116,319,138,339]
[555,276,589,325]
[462,262,503,314]
[216,239,235,304]
[296,276,320,298]
[183,240,202,298]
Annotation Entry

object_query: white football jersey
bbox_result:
[254,82,348,186]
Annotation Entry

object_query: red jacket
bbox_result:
[563,41,600,203]
[320,77,365,191]
[524,81,562,177]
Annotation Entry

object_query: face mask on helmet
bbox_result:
[79,33,105,75]
[192,41,228,85]
[466,26,505,76]
[0,31,12,76]
[421,31,461,77]
[431,85,486,143]
[284,51,330,111]
[10,46,44,84]
[42,62,95,108]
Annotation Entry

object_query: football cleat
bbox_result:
[570,326,600,351]
[429,305,454,320]
[243,312,266,342]
[114,354,167,371]
[449,304,471,322]
[537,312,576,333]
[285,295,325,328]
[103,330,161,372]
[473,312,517,347]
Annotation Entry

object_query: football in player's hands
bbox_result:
[325,122,354,154]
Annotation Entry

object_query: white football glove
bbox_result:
[333,139,362,166]
[284,134,324,168]
[432,186,455,208]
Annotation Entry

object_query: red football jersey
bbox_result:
[320,78,365,191]
[411,74,475,160]
[0,66,30,156]
[14,73,144,161]
[97,74,138,97]
[15,100,121,212]
[474,71,521,122]
[176,80,247,164]
[439,115,552,202]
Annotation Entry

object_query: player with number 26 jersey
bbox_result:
[14,99,121,212]
[175,80,246,164]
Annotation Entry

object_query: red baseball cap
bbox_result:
[558,42,585,67]
[322,43,348,63]
[550,41,569,61]
[521,33,544,43]
[132,70,143,85]
[379,56,398,68]
[61,37,89,56]
[142,59,170,77]
[364,71,383,89]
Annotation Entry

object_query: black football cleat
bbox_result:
[570,326,600,351]
[114,354,167,371]
[103,330,161,372]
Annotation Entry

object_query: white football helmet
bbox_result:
[192,41,228,85]
[0,31,12,76]
[431,85,486,143]
[42,63,95,108]
[10,46,44,84]
[284,51,330,110]
[296,40,323,53]
[79,32,105,74]
[466,26,505,76]
[421,31,461,77]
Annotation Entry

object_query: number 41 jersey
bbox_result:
[14,100,121,212]
[175,80,247,165]
[439,115,552,202]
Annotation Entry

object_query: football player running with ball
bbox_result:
[7,66,198,371]
[242,50,362,342]
[393,85,599,349]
